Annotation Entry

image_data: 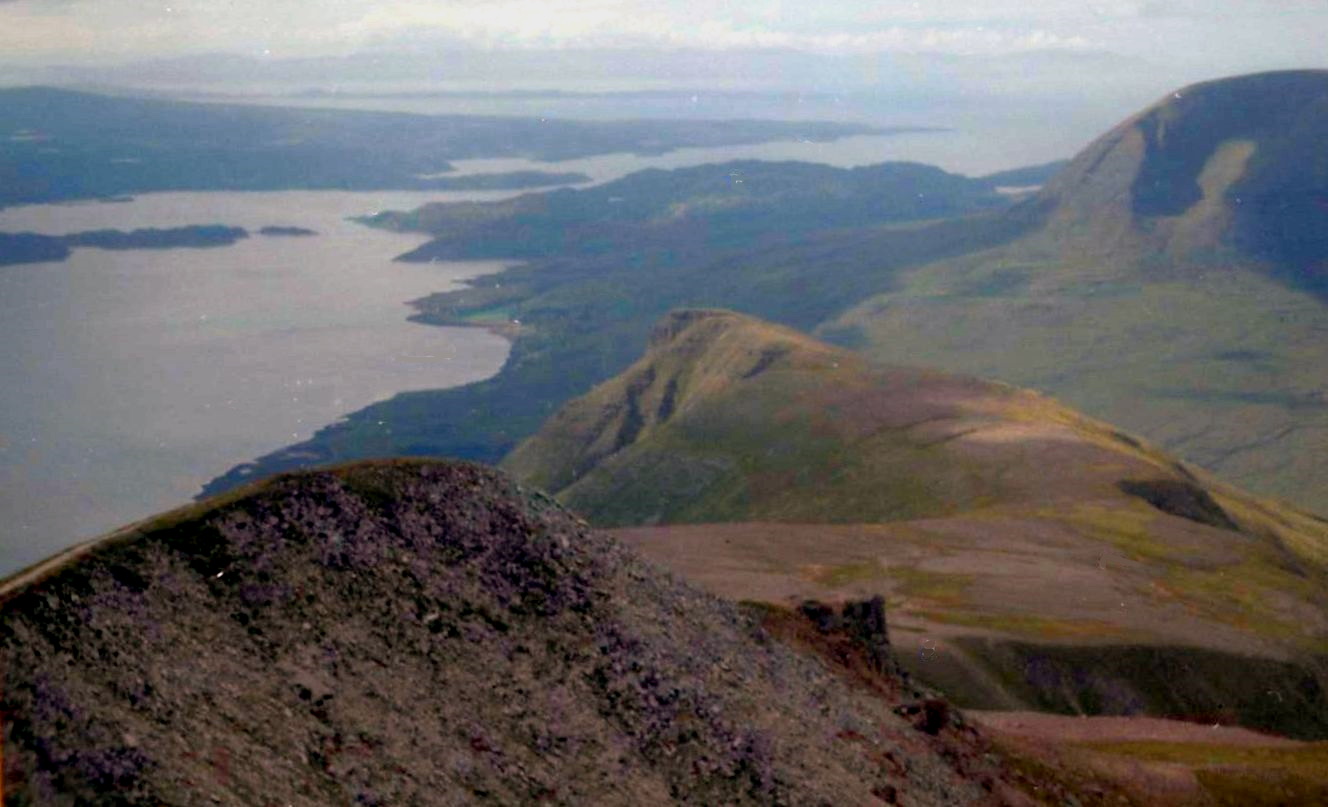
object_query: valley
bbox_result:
[207,72,1328,517]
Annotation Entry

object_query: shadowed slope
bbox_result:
[1024,69,1328,288]
[1,459,1003,806]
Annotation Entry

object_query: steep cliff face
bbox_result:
[0,459,998,806]
[1030,70,1328,286]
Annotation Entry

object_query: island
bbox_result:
[258,226,318,237]
[0,232,71,265]
[1,225,249,266]
[64,225,248,250]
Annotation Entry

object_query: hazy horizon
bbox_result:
[2,2,1324,123]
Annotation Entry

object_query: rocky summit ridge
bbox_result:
[1,459,1018,806]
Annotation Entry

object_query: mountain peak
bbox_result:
[1035,69,1328,288]
[505,308,1290,529]
[645,308,840,367]
[648,308,737,347]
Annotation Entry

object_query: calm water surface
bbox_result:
[0,190,518,573]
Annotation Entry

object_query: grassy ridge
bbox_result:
[830,252,1328,514]
[1079,740,1328,805]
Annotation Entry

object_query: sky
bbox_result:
[0,0,1325,99]
[1,0,1324,66]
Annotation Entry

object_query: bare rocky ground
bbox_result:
[2,459,1029,806]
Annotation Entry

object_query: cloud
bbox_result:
[1137,0,1325,17]
[317,1,1101,55]
[0,0,1111,58]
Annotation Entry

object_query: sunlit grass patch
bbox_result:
[1213,491,1328,570]
[886,566,973,607]
[1052,502,1183,563]
[1155,554,1328,649]
[917,609,1130,639]
[457,305,518,324]
[1078,741,1328,807]
[801,559,890,587]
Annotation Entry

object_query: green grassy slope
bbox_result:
[506,309,1146,523]
[827,71,1328,514]
[505,309,1324,549]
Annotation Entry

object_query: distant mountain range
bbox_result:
[0,86,879,207]
[14,47,1166,104]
